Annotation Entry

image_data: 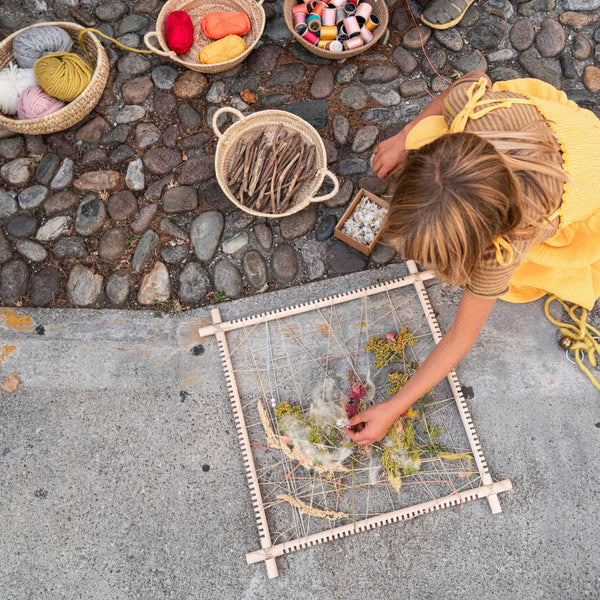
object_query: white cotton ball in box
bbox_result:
[0,62,37,116]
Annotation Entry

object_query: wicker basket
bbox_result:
[144,0,265,73]
[0,22,109,135]
[213,107,339,218]
[283,0,389,59]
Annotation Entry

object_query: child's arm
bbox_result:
[372,71,492,179]
[345,290,496,445]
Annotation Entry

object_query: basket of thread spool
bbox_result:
[144,0,265,73]
[213,107,340,218]
[284,0,388,58]
[0,22,109,135]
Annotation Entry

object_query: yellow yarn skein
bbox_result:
[33,51,93,102]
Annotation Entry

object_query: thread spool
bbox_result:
[336,8,346,23]
[13,26,74,69]
[16,85,65,119]
[301,28,319,44]
[365,14,379,30]
[321,7,336,26]
[294,12,307,26]
[360,26,374,43]
[312,1,328,18]
[329,0,346,7]
[355,1,372,24]
[326,40,344,51]
[344,2,356,15]
[295,22,308,34]
[33,51,93,102]
[307,14,322,32]
[343,37,363,50]
[307,0,319,10]
[317,40,328,48]
[293,3,309,15]
[337,33,349,41]
[320,25,337,40]
[343,16,360,37]
[340,23,347,34]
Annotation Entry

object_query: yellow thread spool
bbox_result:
[320,25,338,40]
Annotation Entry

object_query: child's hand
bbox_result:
[344,401,400,445]
[372,131,408,179]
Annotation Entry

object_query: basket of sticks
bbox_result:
[0,22,109,135]
[213,107,339,218]
[144,0,265,73]
[283,0,388,59]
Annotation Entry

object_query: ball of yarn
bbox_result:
[0,62,37,115]
[165,11,194,54]
[13,25,73,69]
[34,52,93,102]
[16,85,65,120]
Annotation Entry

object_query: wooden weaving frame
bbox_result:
[198,260,512,578]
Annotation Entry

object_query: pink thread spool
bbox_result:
[294,12,307,25]
[293,3,309,15]
[16,85,64,120]
[359,25,373,43]
[312,1,328,18]
[354,1,372,24]
[343,15,360,37]
[302,28,319,44]
[329,0,345,7]
[365,13,379,30]
[321,7,336,26]
[343,37,363,50]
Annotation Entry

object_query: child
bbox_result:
[345,72,600,445]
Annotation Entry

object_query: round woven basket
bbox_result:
[283,0,389,59]
[0,22,109,135]
[144,0,265,73]
[213,107,339,218]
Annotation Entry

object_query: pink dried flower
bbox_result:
[386,332,396,343]
[349,381,366,400]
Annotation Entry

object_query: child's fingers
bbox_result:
[344,427,372,445]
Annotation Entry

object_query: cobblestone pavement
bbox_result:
[0,0,599,309]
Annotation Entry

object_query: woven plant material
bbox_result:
[283,0,389,59]
[214,108,339,218]
[0,22,109,135]
[144,0,265,73]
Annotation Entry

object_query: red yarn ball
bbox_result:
[165,11,194,54]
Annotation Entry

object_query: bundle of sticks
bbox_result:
[226,127,317,214]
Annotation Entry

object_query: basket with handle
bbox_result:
[144,0,265,73]
[213,107,339,218]
[0,22,109,135]
[283,0,389,60]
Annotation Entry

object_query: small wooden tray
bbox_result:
[334,189,389,255]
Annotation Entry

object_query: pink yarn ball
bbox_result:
[16,85,64,120]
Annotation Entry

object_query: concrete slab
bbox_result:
[1,264,598,599]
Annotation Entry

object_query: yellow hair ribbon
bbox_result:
[493,236,514,266]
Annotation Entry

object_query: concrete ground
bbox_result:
[1,264,599,600]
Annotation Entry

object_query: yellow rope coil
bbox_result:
[544,295,600,392]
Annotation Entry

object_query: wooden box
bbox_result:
[334,189,389,255]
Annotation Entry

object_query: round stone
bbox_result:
[310,67,334,99]
[95,1,126,22]
[178,262,210,304]
[132,229,159,271]
[108,190,138,221]
[163,125,179,148]
[119,14,149,34]
[222,232,249,254]
[361,65,399,85]
[433,28,464,51]
[76,117,108,142]
[327,240,367,273]
[98,228,127,262]
[213,259,243,299]
[333,115,350,145]
[67,264,103,307]
[340,85,368,110]
[1,158,32,186]
[143,148,182,175]
[75,196,107,235]
[267,63,306,88]
[16,239,47,262]
[131,203,158,234]
[559,11,599,30]
[121,76,153,104]
[518,49,561,88]
[399,79,428,97]
[153,90,176,121]
[36,216,70,242]
[390,6,410,30]
[242,250,267,290]
[151,65,178,90]
[403,26,431,49]
[44,191,79,216]
[271,243,297,283]
[0,189,17,218]
[191,211,224,261]
[7,214,37,238]
[299,239,325,280]
[392,47,418,74]
[325,179,354,208]
[18,185,47,209]
[35,153,60,185]
[162,186,198,214]
[179,157,215,185]
[160,218,187,240]
[174,71,208,99]
[572,35,591,61]
[451,50,488,74]
[0,259,29,302]
[126,159,145,191]
[0,230,12,263]
[315,215,337,241]
[101,125,131,146]
[138,261,170,305]
[0,137,24,160]
[337,159,368,175]
[105,271,130,305]
[74,170,122,192]
[53,236,87,259]
[280,205,318,239]
[466,19,507,50]
[336,64,358,85]
[161,244,188,264]
[283,101,328,130]
[30,267,61,307]
[422,48,447,76]
[484,0,514,19]
[116,105,146,124]
[118,54,151,75]
[253,223,272,250]
[177,104,202,130]
[136,123,161,148]
[535,18,566,58]
[583,66,600,93]
[352,126,379,153]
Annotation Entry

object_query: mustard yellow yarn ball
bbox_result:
[33,51,93,102]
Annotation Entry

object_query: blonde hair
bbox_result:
[383,128,567,286]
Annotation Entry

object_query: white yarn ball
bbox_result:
[0,62,38,116]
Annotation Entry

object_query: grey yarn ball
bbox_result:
[13,26,73,68]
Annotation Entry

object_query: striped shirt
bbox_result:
[443,79,564,298]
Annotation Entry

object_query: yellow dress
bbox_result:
[404,78,600,310]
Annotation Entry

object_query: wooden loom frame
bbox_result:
[198,260,513,578]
